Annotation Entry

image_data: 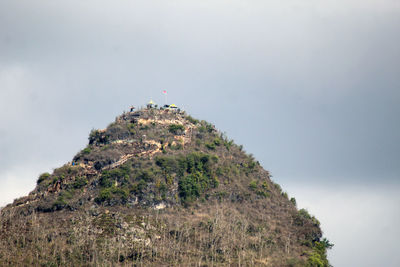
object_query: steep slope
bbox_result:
[0,108,331,266]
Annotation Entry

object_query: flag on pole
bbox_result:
[163,90,167,105]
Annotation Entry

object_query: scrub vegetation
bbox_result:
[0,108,332,266]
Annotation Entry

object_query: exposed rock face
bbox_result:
[0,108,330,266]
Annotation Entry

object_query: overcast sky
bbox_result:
[1,1,399,266]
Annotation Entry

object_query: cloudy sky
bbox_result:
[1,0,399,265]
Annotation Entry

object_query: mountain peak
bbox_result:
[0,106,331,266]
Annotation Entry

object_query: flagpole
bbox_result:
[163,90,167,105]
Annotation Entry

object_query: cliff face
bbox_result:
[0,108,330,266]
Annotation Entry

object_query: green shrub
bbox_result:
[51,176,59,185]
[256,190,269,198]
[320,238,334,249]
[96,188,113,203]
[213,138,221,146]
[306,241,331,267]
[262,181,269,190]
[186,115,199,125]
[89,129,109,145]
[73,176,88,189]
[312,217,321,226]
[248,159,257,170]
[95,185,128,204]
[198,126,206,133]
[290,197,297,206]
[111,187,129,201]
[178,173,202,202]
[100,164,131,188]
[249,180,269,197]
[249,180,258,191]
[205,142,216,150]
[223,139,234,151]
[127,123,136,135]
[136,169,154,182]
[294,209,320,227]
[185,153,212,175]
[155,152,218,203]
[273,183,282,193]
[178,172,219,203]
[81,147,92,155]
[211,155,219,163]
[298,209,312,220]
[99,174,113,188]
[62,190,74,200]
[53,190,74,210]
[53,197,67,210]
[168,124,185,134]
[155,156,179,174]
[130,179,147,195]
[158,181,168,194]
[37,172,51,184]
[205,123,214,133]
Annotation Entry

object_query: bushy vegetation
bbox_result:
[89,129,109,145]
[294,209,320,227]
[156,152,219,203]
[127,123,136,135]
[168,124,185,134]
[306,240,333,267]
[186,115,199,125]
[223,139,234,151]
[37,172,50,184]
[106,124,131,140]
[95,164,133,204]
[92,151,222,205]
[290,197,297,207]
[53,190,74,210]
[249,180,258,190]
[96,187,128,203]
[204,137,222,151]
[0,109,331,267]
[248,180,270,198]
[205,142,216,150]
[81,146,92,155]
[99,166,131,188]
[73,176,88,189]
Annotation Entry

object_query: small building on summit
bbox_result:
[147,100,156,109]
[161,104,180,112]
[169,104,179,111]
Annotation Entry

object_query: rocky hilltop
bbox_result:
[0,107,331,266]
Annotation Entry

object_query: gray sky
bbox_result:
[1,1,399,266]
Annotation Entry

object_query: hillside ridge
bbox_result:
[0,106,332,266]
